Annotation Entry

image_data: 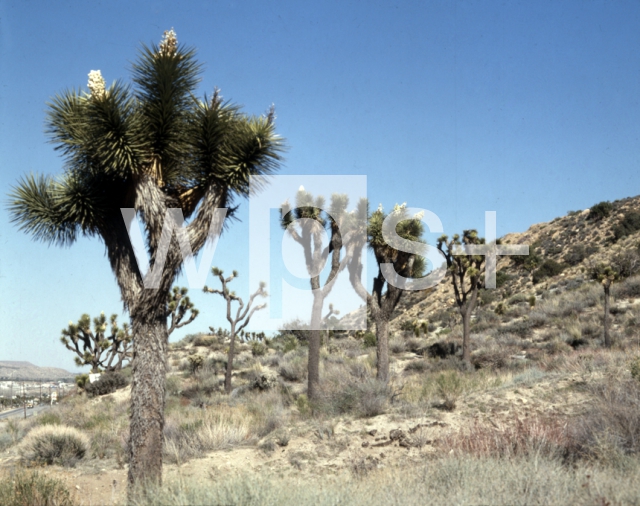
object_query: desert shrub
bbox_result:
[613,275,640,299]
[532,259,566,284]
[564,244,598,266]
[245,389,289,437]
[363,332,377,348]
[588,201,613,221]
[427,341,459,359]
[439,415,573,459]
[511,244,542,271]
[613,211,640,241]
[316,364,389,418]
[193,334,216,347]
[434,371,463,410]
[495,270,511,288]
[508,293,529,306]
[165,375,182,397]
[281,334,298,353]
[404,360,428,374]
[187,355,205,375]
[571,378,640,462]
[251,341,267,357]
[278,354,307,382]
[0,470,77,506]
[19,425,89,467]
[389,337,406,354]
[36,412,61,426]
[477,288,498,306]
[495,302,506,315]
[164,405,253,465]
[84,371,128,398]
[496,320,532,339]
[528,295,536,307]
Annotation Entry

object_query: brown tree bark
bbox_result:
[307,289,323,401]
[127,309,167,489]
[375,318,390,383]
[224,323,237,394]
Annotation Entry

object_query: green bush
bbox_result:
[84,371,128,397]
[589,201,613,221]
[19,425,89,467]
[363,332,377,348]
[74,374,89,389]
[251,341,267,356]
[0,470,77,506]
[495,270,511,288]
[532,259,566,284]
[614,212,640,241]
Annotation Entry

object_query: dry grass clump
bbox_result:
[571,375,640,463]
[439,415,573,459]
[0,469,77,506]
[19,425,89,467]
[164,404,254,465]
[278,350,307,382]
[315,362,389,417]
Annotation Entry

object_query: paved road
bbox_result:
[0,403,51,420]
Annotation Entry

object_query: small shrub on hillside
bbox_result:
[532,259,566,284]
[495,270,511,288]
[75,374,89,389]
[630,358,640,383]
[193,334,216,347]
[435,371,463,411]
[496,320,532,339]
[0,470,77,506]
[282,334,298,353]
[84,371,128,397]
[363,332,377,348]
[251,341,267,357]
[404,360,429,374]
[278,353,307,382]
[187,355,205,375]
[389,337,406,354]
[613,211,640,241]
[588,201,613,221]
[613,275,640,299]
[19,425,89,467]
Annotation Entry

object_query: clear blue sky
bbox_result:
[1,0,639,372]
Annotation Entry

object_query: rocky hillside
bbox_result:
[390,195,640,336]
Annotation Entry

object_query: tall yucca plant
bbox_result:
[8,30,283,491]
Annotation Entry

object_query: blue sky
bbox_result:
[1,0,639,371]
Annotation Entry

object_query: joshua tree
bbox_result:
[8,30,282,489]
[590,264,618,348]
[203,267,267,393]
[280,189,356,400]
[437,230,485,364]
[348,203,425,383]
[61,313,132,373]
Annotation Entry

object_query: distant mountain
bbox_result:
[0,361,74,381]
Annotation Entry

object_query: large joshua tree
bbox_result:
[437,230,485,364]
[280,189,355,400]
[348,203,425,383]
[8,30,282,489]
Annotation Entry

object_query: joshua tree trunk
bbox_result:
[603,282,611,348]
[375,317,390,383]
[459,287,478,364]
[128,308,168,488]
[225,324,237,394]
[308,287,323,401]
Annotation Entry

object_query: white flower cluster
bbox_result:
[159,29,178,56]
[87,70,106,99]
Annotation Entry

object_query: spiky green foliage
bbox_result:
[60,313,132,373]
[167,286,199,335]
[9,31,284,245]
[437,229,486,363]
